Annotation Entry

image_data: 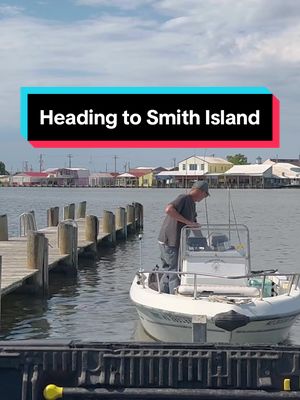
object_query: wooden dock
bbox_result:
[0,201,143,298]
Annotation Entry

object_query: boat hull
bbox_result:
[135,303,297,344]
[130,276,300,344]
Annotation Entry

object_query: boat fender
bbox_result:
[213,310,250,331]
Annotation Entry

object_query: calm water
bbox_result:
[0,187,300,343]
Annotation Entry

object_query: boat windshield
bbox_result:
[179,224,251,272]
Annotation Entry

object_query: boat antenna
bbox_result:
[204,195,210,239]
[228,188,242,246]
[185,158,188,193]
[203,150,210,237]
[228,187,231,241]
[138,234,143,273]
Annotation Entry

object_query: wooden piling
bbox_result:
[42,238,49,295]
[102,210,112,234]
[77,201,87,219]
[27,231,44,269]
[29,210,35,220]
[111,214,116,243]
[126,205,135,234]
[20,212,37,236]
[134,202,144,230]
[0,215,8,241]
[47,207,59,227]
[102,210,116,244]
[58,221,78,272]
[63,203,75,220]
[27,231,49,294]
[85,215,99,252]
[133,203,138,230]
[115,207,127,240]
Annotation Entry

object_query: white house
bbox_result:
[224,164,273,188]
[12,172,49,186]
[89,172,115,187]
[270,163,300,187]
[43,168,90,186]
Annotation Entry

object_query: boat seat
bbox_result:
[177,284,259,297]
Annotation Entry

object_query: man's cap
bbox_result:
[192,180,210,195]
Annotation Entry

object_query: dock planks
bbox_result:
[0,217,129,297]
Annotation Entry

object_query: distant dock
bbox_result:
[0,201,143,302]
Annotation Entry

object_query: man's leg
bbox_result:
[159,244,179,293]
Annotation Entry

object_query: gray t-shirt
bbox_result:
[158,194,197,248]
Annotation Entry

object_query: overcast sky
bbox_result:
[0,0,299,172]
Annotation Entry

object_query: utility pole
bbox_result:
[23,161,29,172]
[89,156,95,172]
[113,155,118,174]
[172,158,176,169]
[67,154,73,168]
[123,162,127,172]
[39,154,44,172]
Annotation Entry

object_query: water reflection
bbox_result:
[0,188,299,343]
[0,295,50,339]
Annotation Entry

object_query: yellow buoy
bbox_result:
[283,378,291,391]
[43,384,63,400]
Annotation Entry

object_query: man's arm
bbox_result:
[165,204,200,228]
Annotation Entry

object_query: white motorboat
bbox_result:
[130,224,300,344]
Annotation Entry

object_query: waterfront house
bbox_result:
[116,167,165,187]
[12,172,49,186]
[43,168,90,187]
[137,167,166,187]
[264,158,300,167]
[270,163,300,187]
[0,174,11,186]
[178,156,233,174]
[155,156,232,188]
[115,172,140,187]
[178,156,233,187]
[156,170,205,188]
[89,172,115,187]
[224,164,273,188]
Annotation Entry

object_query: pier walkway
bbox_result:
[0,201,143,298]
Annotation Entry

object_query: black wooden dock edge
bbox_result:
[0,341,300,399]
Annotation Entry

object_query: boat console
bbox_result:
[178,224,253,294]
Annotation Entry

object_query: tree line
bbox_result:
[0,161,8,175]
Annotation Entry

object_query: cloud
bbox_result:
[0,4,23,16]
[0,0,299,164]
[75,0,155,10]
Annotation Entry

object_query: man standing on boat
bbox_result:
[158,181,210,293]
